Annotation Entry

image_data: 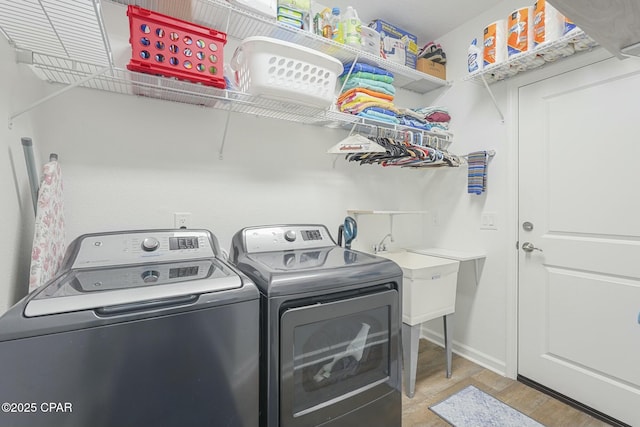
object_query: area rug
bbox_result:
[429,385,545,427]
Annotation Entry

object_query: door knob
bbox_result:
[522,242,543,253]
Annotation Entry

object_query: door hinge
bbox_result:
[515,241,519,250]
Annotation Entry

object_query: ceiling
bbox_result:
[327,0,504,46]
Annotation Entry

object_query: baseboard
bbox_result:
[517,375,631,427]
[420,328,508,377]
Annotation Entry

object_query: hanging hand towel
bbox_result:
[467,151,488,195]
[28,160,65,292]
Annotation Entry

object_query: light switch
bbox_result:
[481,212,498,230]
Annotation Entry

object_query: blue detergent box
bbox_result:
[369,19,418,68]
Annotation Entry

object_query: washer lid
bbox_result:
[24,258,242,317]
[238,247,402,296]
[247,247,335,271]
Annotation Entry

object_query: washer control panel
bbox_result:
[244,225,335,253]
[71,259,216,292]
[71,230,215,269]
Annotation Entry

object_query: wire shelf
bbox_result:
[28,52,452,144]
[464,30,598,85]
[2,0,452,145]
[322,110,453,146]
[0,0,112,66]
[110,0,449,94]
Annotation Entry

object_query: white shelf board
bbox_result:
[347,210,429,216]
[406,247,486,261]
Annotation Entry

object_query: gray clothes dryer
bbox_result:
[0,229,259,427]
[230,224,403,427]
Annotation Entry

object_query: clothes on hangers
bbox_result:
[345,136,461,168]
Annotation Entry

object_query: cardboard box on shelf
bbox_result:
[369,19,418,68]
[416,58,446,80]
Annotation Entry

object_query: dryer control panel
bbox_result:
[71,230,216,269]
[243,225,335,253]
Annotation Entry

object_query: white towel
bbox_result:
[29,160,65,292]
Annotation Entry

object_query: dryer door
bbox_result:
[279,288,400,427]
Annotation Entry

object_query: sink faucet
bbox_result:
[374,233,394,253]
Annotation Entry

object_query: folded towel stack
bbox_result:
[395,108,434,131]
[337,62,400,124]
[410,106,452,132]
[338,64,454,134]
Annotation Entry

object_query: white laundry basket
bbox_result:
[230,36,343,108]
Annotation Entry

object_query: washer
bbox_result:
[0,229,259,427]
[230,224,403,427]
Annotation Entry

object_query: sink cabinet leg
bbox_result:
[402,322,420,398]
[444,314,453,378]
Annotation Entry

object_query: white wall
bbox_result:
[0,36,47,312]
[32,84,435,248]
[18,0,429,251]
[401,1,520,375]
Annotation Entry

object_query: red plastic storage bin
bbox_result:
[127,5,227,88]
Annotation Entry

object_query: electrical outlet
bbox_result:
[174,212,191,229]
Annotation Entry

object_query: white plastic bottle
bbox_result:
[320,8,333,39]
[342,6,362,48]
[468,38,483,73]
[331,8,344,43]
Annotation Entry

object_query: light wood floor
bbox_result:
[402,339,611,427]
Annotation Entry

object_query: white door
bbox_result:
[518,57,640,426]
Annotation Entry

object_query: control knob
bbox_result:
[284,230,296,242]
[141,270,160,283]
[141,237,160,252]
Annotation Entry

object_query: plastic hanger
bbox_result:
[327,133,386,154]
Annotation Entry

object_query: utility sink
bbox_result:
[376,250,460,325]
[376,250,457,280]
[376,250,462,397]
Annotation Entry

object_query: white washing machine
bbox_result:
[0,229,259,427]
